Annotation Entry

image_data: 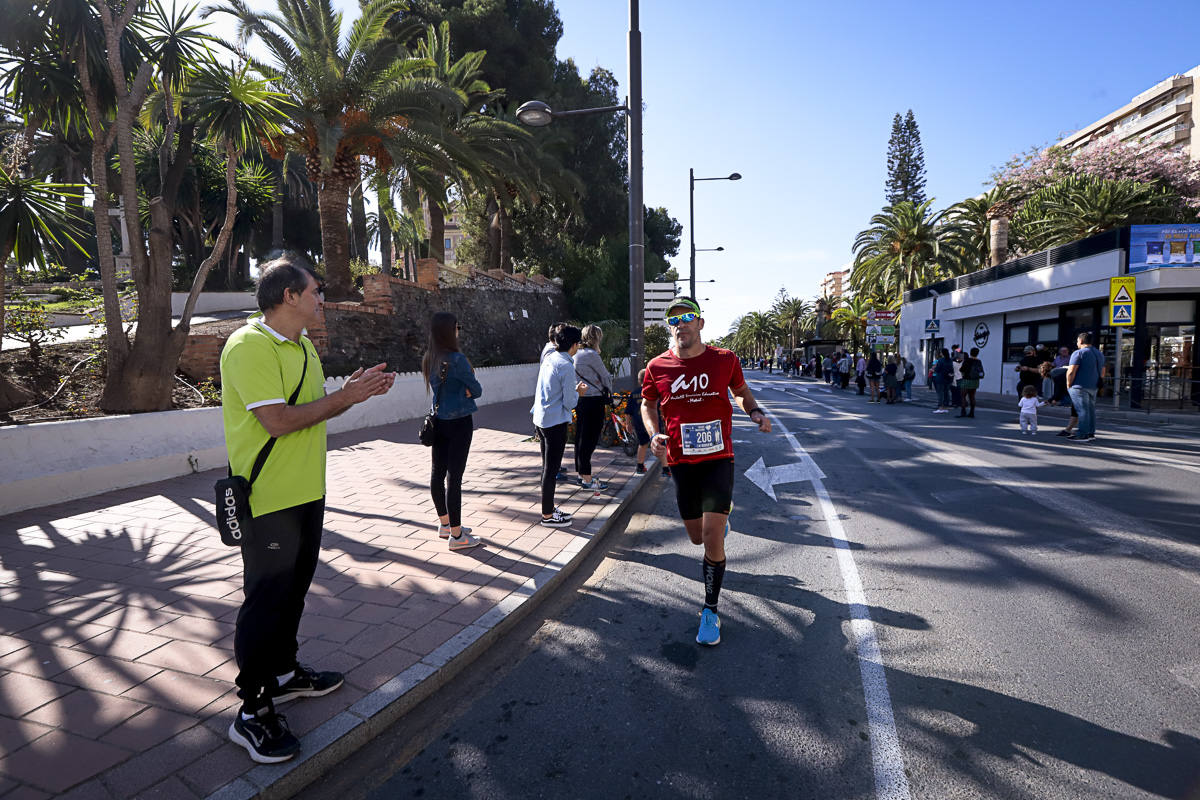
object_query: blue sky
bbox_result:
[226,1,1200,335]
[553,0,1200,333]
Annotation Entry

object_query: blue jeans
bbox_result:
[1068,386,1098,437]
[903,378,913,400]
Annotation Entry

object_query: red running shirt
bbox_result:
[641,345,746,465]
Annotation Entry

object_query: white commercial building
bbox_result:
[899,226,1200,409]
[643,281,679,327]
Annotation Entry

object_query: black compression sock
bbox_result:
[702,557,726,609]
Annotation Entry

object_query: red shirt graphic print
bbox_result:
[642,345,746,465]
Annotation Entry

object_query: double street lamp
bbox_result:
[515,0,645,378]
[689,170,741,299]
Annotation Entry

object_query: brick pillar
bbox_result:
[415,258,440,290]
[362,273,394,312]
[307,309,329,357]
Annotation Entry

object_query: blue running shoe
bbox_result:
[696,608,721,646]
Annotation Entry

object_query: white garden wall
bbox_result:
[0,361,554,515]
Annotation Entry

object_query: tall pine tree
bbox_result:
[885,109,928,207]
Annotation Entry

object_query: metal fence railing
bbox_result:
[1104,375,1200,413]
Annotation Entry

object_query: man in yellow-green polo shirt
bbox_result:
[221,256,395,764]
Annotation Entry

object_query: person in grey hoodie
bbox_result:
[573,324,613,493]
[532,325,587,527]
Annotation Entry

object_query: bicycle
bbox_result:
[599,391,639,456]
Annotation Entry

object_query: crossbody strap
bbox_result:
[238,343,309,488]
[431,360,449,414]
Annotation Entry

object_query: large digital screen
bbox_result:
[1128,224,1200,273]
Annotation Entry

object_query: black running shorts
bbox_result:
[670,458,734,520]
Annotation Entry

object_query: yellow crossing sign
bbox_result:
[1109,276,1136,326]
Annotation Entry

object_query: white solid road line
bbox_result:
[764,409,912,800]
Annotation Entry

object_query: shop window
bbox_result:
[1004,320,1059,361]
[1005,325,1029,362]
[1146,300,1196,323]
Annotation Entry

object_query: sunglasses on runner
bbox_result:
[666,312,698,326]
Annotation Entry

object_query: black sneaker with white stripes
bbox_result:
[229,707,300,764]
[540,509,572,527]
[269,665,344,704]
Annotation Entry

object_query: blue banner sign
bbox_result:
[1129,224,1200,273]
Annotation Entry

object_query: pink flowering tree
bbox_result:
[994,140,1200,210]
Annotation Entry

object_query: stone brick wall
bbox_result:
[178,265,567,380]
[318,270,567,375]
[177,334,224,382]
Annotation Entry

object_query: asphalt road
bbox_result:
[303,372,1200,800]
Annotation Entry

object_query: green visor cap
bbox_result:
[664,297,702,319]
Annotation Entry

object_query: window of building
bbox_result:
[1146,300,1196,323]
[444,238,452,251]
[1004,319,1059,361]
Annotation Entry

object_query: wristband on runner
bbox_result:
[748,407,765,419]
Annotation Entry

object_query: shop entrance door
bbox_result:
[1143,325,1196,406]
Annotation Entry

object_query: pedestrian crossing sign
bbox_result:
[1109,276,1136,326]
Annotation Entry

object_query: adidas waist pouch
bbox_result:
[215,475,254,547]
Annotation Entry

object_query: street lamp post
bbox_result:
[689,169,741,299]
[515,0,645,379]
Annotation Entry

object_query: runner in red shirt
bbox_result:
[641,297,772,646]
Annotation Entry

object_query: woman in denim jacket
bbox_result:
[423,312,484,550]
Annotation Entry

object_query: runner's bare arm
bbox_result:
[730,383,771,433]
[253,364,396,437]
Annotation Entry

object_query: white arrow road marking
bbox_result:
[743,456,826,501]
[763,409,911,800]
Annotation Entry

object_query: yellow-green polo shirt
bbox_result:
[220,317,327,517]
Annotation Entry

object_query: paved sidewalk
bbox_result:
[0,398,657,798]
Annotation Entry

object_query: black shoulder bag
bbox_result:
[419,360,449,446]
[215,346,309,546]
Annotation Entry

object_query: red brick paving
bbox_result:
[0,398,645,797]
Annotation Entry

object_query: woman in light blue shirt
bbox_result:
[532,325,587,527]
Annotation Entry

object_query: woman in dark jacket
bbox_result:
[933,349,954,412]
[423,311,484,551]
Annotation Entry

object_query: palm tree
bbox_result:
[177,60,289,321]
[0,164,88,410]
[1013,175,1183,253]
[831,294,872,354]
[208,0,469,299]
[850,199,968,306]
[772,295,809,350]
[946,185,1018,272]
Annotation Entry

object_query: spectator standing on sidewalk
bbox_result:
[902,357,915,401]
[866,351,883,403]
[958,347,982,417]
[220,257,396,764]
[855,352,867,395]
[950,344,964,409]
[573,324,613,494]
[533,325,588,526]
[884,354,899,404]
[1066,332,1104,441]
[541,323,570,482]
[423,312,483,551]
[1015,345,1041,397]
[933,348,954,412]
[839,351,853,390]
[626,369,652,475]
